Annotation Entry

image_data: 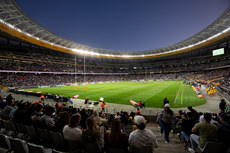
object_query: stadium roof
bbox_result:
[0,0,230,59]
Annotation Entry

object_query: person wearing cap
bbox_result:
[157,103,175,143]
[161,98,169,108]
[138,101,142,107]
[129,115,159,153]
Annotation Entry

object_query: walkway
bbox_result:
[0,85,223,115]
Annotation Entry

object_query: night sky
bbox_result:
[16,0,230,51]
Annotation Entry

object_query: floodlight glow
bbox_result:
[1,18,230,58]
[223,27,230,33]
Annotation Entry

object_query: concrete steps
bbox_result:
[146,125,187,153]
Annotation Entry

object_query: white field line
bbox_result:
[174,83,182,104]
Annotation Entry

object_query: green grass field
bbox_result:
[25,81,206,108]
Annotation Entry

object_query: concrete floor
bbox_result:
[0,86,223,115]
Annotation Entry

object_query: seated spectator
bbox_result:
[104,118,128,151]
[39,106,55,130]
[80,108,89,129]
[218,113,230,153]
[9,101,19,120]
[115,112,121,119]
[180,112,197,151]
[82,116,101,149]
[31,104,44,126]
[93,110,102,126]
[63,114,82,143]
[120,111,129,126]
[189,113,218,153]
[53,111,70,133]
[174,110,183,125]
[13,102,27,124]
[129,116,159,153]
[188,106,200,122]
[3,100,14,119]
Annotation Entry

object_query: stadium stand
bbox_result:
[0,1,230,152]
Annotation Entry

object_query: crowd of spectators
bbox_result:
[0,94,160,152]
[156,103,230,153]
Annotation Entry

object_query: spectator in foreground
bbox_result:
[93,109,102,126]
[80,108,89,129]
[180,112,197,151]
[53,111,70,133]
[157,104,175,143]
[218,113,230,153]
[104,118,128,151]
[129,116,159,153]
[63,114,82,143]
[39,106,55,130]
[189,113,218,153]
[82,116,101,149]
[3,100,14,119]
[188,106,199,121]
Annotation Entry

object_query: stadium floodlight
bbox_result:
[223,27,230,33]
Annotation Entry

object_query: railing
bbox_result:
[216,86,230,102]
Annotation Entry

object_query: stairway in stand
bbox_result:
[146,124,187,153]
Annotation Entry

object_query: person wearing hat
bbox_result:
[138,101,142,107]
[157,104,175,143]
[129,115,159,152]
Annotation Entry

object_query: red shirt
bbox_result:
[101,103,105,108]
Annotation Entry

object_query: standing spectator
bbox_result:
[6,94,13,103]
[136,108,141,115]
[104,118,128,151]
[63,114,82,143]
[129,116,159,152]
[189,113,218,153]
[40,95,45,102]
[157,104,175,143]
[101,102,106,112]
[138,101,142,107]
[219,99,226,113]
[161,98,169,108]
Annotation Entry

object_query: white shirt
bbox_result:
[129,129,159,153]
[63,125,82,142]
